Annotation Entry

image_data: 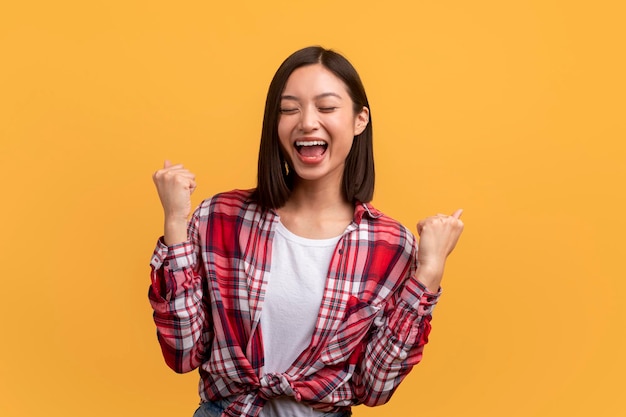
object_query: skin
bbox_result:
[152,64,464,293]
[277,64,368,192]
[275,64,369,240]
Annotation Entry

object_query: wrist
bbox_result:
[164,218,188,246]
[415,263,444,293]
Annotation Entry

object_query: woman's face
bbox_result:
[278,64,369,187]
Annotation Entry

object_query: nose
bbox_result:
[298,106,319,132]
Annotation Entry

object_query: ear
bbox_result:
[353,106,370,136]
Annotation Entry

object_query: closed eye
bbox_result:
[318,107,338,113]
[279,108,299,115]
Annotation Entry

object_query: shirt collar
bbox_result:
[245,189,383,224]
[354,201,383,223]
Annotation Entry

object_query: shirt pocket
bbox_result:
[318,296,382,366]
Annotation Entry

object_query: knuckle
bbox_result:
[154,170,166,181]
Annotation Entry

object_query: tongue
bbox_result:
[299,145,326,157]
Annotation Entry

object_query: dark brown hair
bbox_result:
[253,46,374,209]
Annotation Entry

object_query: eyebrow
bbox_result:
[280,92,343,101]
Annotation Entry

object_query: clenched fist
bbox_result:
[153,160,197,245]
[415,209,464,292]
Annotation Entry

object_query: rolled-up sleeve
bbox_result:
[148,211,211,373]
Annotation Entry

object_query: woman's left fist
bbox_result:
[415,209,464,281]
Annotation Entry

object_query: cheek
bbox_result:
[332,115,359,140]
[277,119,289,144]
[276,121,293,159]
[278,113,297,133]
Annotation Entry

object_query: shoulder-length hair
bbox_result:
[252,46,374,209]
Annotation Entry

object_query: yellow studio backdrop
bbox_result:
[1,1,624,416]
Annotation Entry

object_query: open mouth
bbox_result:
[295,140,328,158]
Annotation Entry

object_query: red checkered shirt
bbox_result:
[149,189,441,417]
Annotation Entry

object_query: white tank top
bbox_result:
[260,220,341,417]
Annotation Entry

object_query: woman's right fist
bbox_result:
[152,160,197,222]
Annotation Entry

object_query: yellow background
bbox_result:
[1,1,624,416]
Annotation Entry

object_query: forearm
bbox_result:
[351,279,439,406]
[150,279,209,373]
[148,232,211,373]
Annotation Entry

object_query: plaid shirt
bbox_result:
[149,189,441,417]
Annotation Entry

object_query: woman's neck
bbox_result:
[277,179,354,239]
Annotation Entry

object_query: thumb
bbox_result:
[451,208,464,219]
[163,159,172,169]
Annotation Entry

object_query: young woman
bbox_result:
[149,46,464,417]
